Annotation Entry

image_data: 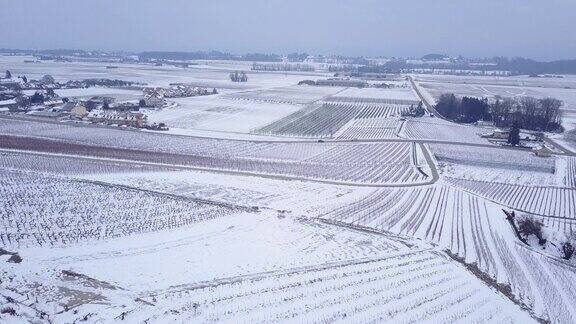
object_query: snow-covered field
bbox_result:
[1,59,575,323]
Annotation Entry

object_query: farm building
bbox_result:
[143,89,165,107]
[534,145,553,157]
[58,102,76,112]
[492,129,510,139]
[59,102,88,118]
[88,110,148,128]
[70,105,88,118]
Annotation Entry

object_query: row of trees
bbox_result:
[435,94,563,132]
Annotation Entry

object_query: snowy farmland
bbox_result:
[1,58,575,323]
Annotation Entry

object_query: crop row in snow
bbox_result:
[565,157,576,188]
[0,119,432,184]
[257,102,363,137]
[320,184,576,322]
[402,119,489,144]
[134,250,532,323]
[337,118,402,140]
[325,96,420,105]
[430,143,556,173]
[255,100,413,138]
[0,169,237,247]
[225,85,346,105]
[1,141,429,186]
[446,177,576,220]
[0,150,176,175]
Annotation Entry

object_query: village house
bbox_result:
[70,105,88,118]
[143,88,166,107]
[59,102,88,118]
[58,102,76,112]
[88,110,148,128]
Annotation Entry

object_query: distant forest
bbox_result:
[138,51,283,62]
[2,48,576,75]
[360,57,576,75]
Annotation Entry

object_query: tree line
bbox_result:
[435,94,563,132]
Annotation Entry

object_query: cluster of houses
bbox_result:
[0,71,166,130]
[143,84,216,104]
[0,88,158,130]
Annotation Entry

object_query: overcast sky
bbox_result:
[1,0,575,60]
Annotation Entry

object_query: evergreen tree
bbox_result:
[30,91,44,104]
[508,124,521,146]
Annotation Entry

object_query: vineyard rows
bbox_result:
[255,101,412,138]
[253,103,321,135]
[338,118,401,140]
[225,86,345,105]
[325,96,420,105]
[402,119,489,144]
[352,103,409,118]
[430,143,556,173]
[320,184,576,322]
[565,157,576,188]
[338,126,398,140]
[0,169,238,247]
[1,143,429,185]
[305,142,411,165]
[446,177,576,220]
[139,250,533,323]
[246,142,331,161]
[0,150,176,175]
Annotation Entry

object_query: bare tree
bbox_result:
[539,97,562,131]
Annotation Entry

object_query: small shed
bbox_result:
[58,102,76,112]
[492,129,510,139]
[534,145,553,158]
